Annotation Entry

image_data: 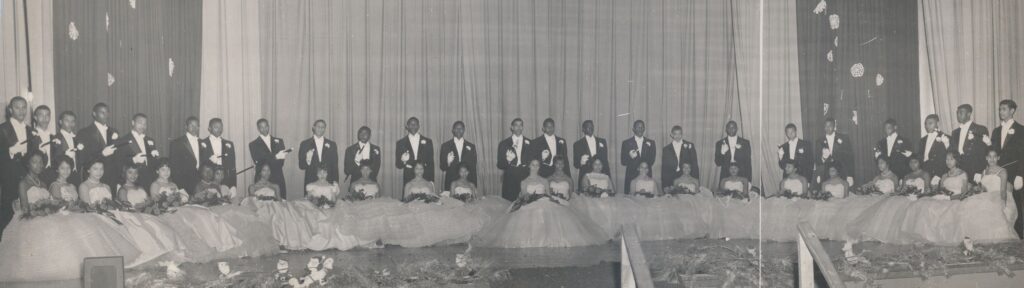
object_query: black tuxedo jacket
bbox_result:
[621,137,656,193]
[249,136,288,198]
[662,140,699,186]
[816,133,855,182]
[875,134,914,178]
[993,122,1024,181]
[77,123,120,187]
[918,132,950,178]
[530,135,570,177]
[169,135,201,194]
[343,142,381,182]
[395,135,434,185]
[497,136,531,201]
[199,137,237,188]
[778,139,814,180]
[714,137,752,180]
[112,132,159,188]
[0,121,33,195]
[951,123,989,178]
[439,139,477,190]
[298,137,340,186]
[573,136,609,190]
[47,130,82,184]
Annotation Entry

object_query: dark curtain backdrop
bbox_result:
[796,0,919,184]
[52,0,201,154]
[258,0,762,200]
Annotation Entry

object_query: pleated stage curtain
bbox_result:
[795,0,920,185]
[2,0,56,122]
[51,0,202,154]
[243,0,767,199]
[918,0,1024,132]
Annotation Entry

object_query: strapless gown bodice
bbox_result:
[88,187,113,204]
[783,179,804,194]
[586,174,610,189]
[525,184,547,195]
[634,180,656,194]
[307,184,337,200]
[125,188,148,205]
[25,187,51,205]
[723,180,744,192]
[550,181,570,197]
[823,183,845,197]
[942,175,966,195]
[353,184,379,197]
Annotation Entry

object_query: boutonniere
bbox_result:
[645,141,652,147]
[420,139,427,145]
[968,132,975,140]
[201,142,207,148]
[147,139,155,146]
[325,142,331,149]
[599,142,604,148]
[1009,128,1016,135]
[684,143,691,149]
[151,150,160,157]
[274,138,281,143]
[558,139,564,144]
[226,142,232,148]
[798,148,804,154]
[373,148,380,155]
[736,144,742,149]
[30,130,37,136]
[524,139,531,145]
[896,139,903,145]
[466,145,472,151]
[837,138,843,144]
[54,139,62,146]
[111,132,119,140]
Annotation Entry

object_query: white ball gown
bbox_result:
[206,186,279,258]
[473,181,609,248]
[108,187,186,266]
[761,179,817,241]
[315,183,409,248]
[570,173,642,237]
[155,187,243,263]
[709,179,759,239]
[848,177,916,243]
[632,179,711,241]
[383,185,488,248]
[959,172,1018,242]
[898,175,963,244]
[0,186,141,282]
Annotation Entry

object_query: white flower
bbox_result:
[826,50,834,62]
[373,148,379,154]
[107,73,116,86]
[599,142,604,148]
[798,148,804,153]
[524,139,530,145]
[897,139,902,144]
[147,139,154,146]
[968,132,975,140]
[274,138,281,143]
[129,0,137,9]
[875,73,884,86]
[324,143,330,148]
[151,150,160,157]
[850,63,865,78]
[1009,128,1016,135]
[201,142,207,148]
[466,145,472,151]
[852,110,859,125]
[322,258,334,270]
[68,22,79,40]
[111,132,119,140]
[168,58,175,77]
[813,0,827,14]
[420,140,427,145]
[829,14,840,29]
[558,139,564,144]
[76,143,85,151]
[645,141,651,147]
[54,139,62,146]
[456,254,468,268]
[736,144,742,149]
[276,260,289,273]
[160,261,185,279]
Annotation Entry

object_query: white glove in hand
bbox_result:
[505,150,516,163]
[777,147,785,160]
[306,150,314,164]
[874,151,881,158]
[973,173,982,183]
[542,150,551,160]
[901,150,912,157]
[847,177,854,186]
[720,144,729,155]
[931,176,941,187]
[982,134,991,146]
[1015,176,1023,191]
[447,152,456,164]
[102,145,117,157]
[210,155,222,165]
[821,148,832,160]
[274,150,288,160]
[132,153,147,164]
[580,154,590,165]
[400,151,411,163]
[629,149,639,159]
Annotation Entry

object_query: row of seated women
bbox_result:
[1,151,1018,282]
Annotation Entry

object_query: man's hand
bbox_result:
[447,152,456,164]
[931,176,941,187]
[720,143,729,155]
[541,149,551,160]
[580,154,590,165]
[401,151,411,163]
[274,150,288,160]
[505,150,516,163]
[777,147,785,160]
[306,150,315,164]
[821,148,832,160]
[102,145,117,157]
[132,153,147,164]
[846,177,854,186]
[210,155,222,165]
[901,150,912,157]
[629,149,639,159]
[1015,176,1023,191]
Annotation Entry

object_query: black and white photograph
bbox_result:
[0,0,1022,287]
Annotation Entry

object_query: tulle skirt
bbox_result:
[898,197,962,244]
[632,195,711,241]
[159,205,243,262]
[305,198,403,251]
[809,196,886,241]
[473,199,610,248]
[0,213,142,282]
[958,194,1018,243]
[569,196,643,237]
[848,197,916,244]
[108,210,186,266]
[383,198,488,247]
[760,198,818,242]
[208,204,279,257]
[249,200,326,250]
[465,196,513,227]
[708,197,759,239]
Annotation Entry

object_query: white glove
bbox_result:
[210,155,222,165]
[901,150,912,157]
[447,152,456,164]
[400,151,411,163]
[973,173,982,183]
[777,147,785,160]
[720,143,729,155]
[542,149,551,160]
[354,153,364,163]
[274,150,288,160]
[101,145,117,157]
[846,177,854,186]
[816,176,821,183]
[931,176,941,187]
[874,151,881,158]
[982,134,991,146]
[821,148,832,160]
[1015,176,1023,191]
[9,142,27,157]
[505,150,516,163]
[306,150,315,164]
[228,187,237,198]
[629,149,639,159]
[580,154,590,165]
[132,153,147,164]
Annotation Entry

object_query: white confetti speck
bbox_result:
[107,73,116,86]
[129,0,136,9]
[834,36,838,47]
[813,0,827,14]
[850,63,865,78]
[852,111,859,125]
[826,50,834,62]
[875,74,884,86]
[829,14,840,30]
[168,58,175,77]
[823,103,830,116]
[68,22,79,40]
[106,13,110,31]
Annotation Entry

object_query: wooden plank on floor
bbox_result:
[621,224,654,288]
[797,222,846,288]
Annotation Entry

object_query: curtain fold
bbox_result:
[760,0,803,192]
[2,0,55,121]
[919,0,1024,132]
[254,0,764,199]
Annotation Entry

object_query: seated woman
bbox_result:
[310,164,403,250]
[110,164,186,266]
[820,165,850,199]
[348,165,381,199]
[718,163,752,198]
[47,156,79,202]
[150,159,242,262]
[671,163,707,197]
[0,154,141,282]
[385,163,485,248]
[451,163,512,227]
[710,164,759,239]
[808,164,855,240]
[212,167,241,204]
[247,163,281,202]
[257,164,334,250]
[205,165,278,258]
[848,157,917,244]
[78,161,115,205]
[778,160,809,197]
[570,158,642,237]
[863,157,899,195]
[473,159,608,248]
[762,160,816,241]
[193,164,227,203]
[633,162,710,241]
[899,153,964,243]
[960,149,1018,242]
[902,158,931,196]
[547,157,575,201]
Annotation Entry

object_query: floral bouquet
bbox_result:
[91,198,134,212]
[344,188,373,202]
[806,188,832,201]
[19,198,69,220]
[136,192,184,216]
[191,189,230,207]
[850,184,883,196]
[309,195,337,209]
[777,189,804,199]
[404,193,440,204]
[255,194,278,201]
[633,189,656,198]
[716,189,749,200]
[581,185,614,198]
[893,184,922,198]
[663,185,698,197]
[452,191,474,203]
[509,193,554,212]
[953,184,984,201]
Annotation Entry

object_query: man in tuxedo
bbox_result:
[992,100,1024,237]
[77,103,121,189]
[621,120,656,194]
[951,104,990,181]
[170,117,202,195]
[113,113,160,188]
[50,111,82,185]
[199,118,236,188]
[497,118,530,201]
[531,118,569,178]
[298,120,339,188]
[249,118,290,198]
[919,114,950,183]
[573,120,609,190]
[440,121,477,190]
[29,106,56,183]
[395,117,434,190]
[778,123,813,181]
[343,126,381,182]
[875,119,913,178]
[817,117,855,186]
[662,125,699,186]
[714,121,752,180]
[0,96,32,239]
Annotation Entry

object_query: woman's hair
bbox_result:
[552,155,566,166]
[56,155,74,170]
[152,158,171,171]
[255,162,273,183]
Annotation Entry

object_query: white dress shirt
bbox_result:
[357,141,371,161]
[260,134,273,152]
[788,138,799,160]
[634,136,645,156]
[727,136,738,162]
[958,121,972,154]
[512,135,524,165]
[825,133,836,151]
[585,135,597,156]
[672,140,683,163]
[313,135,324,162]
[1001,119,1015,148]
[924,131,938,162]
[453,137,464,159]
[186,133,200,168]
[94,121,108,145]
[131,130,148,156]
[886,133,898,157]
[408,133,421,160]
[61,129,77,164]
[10,119,27,143]
[209,136,223,165]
